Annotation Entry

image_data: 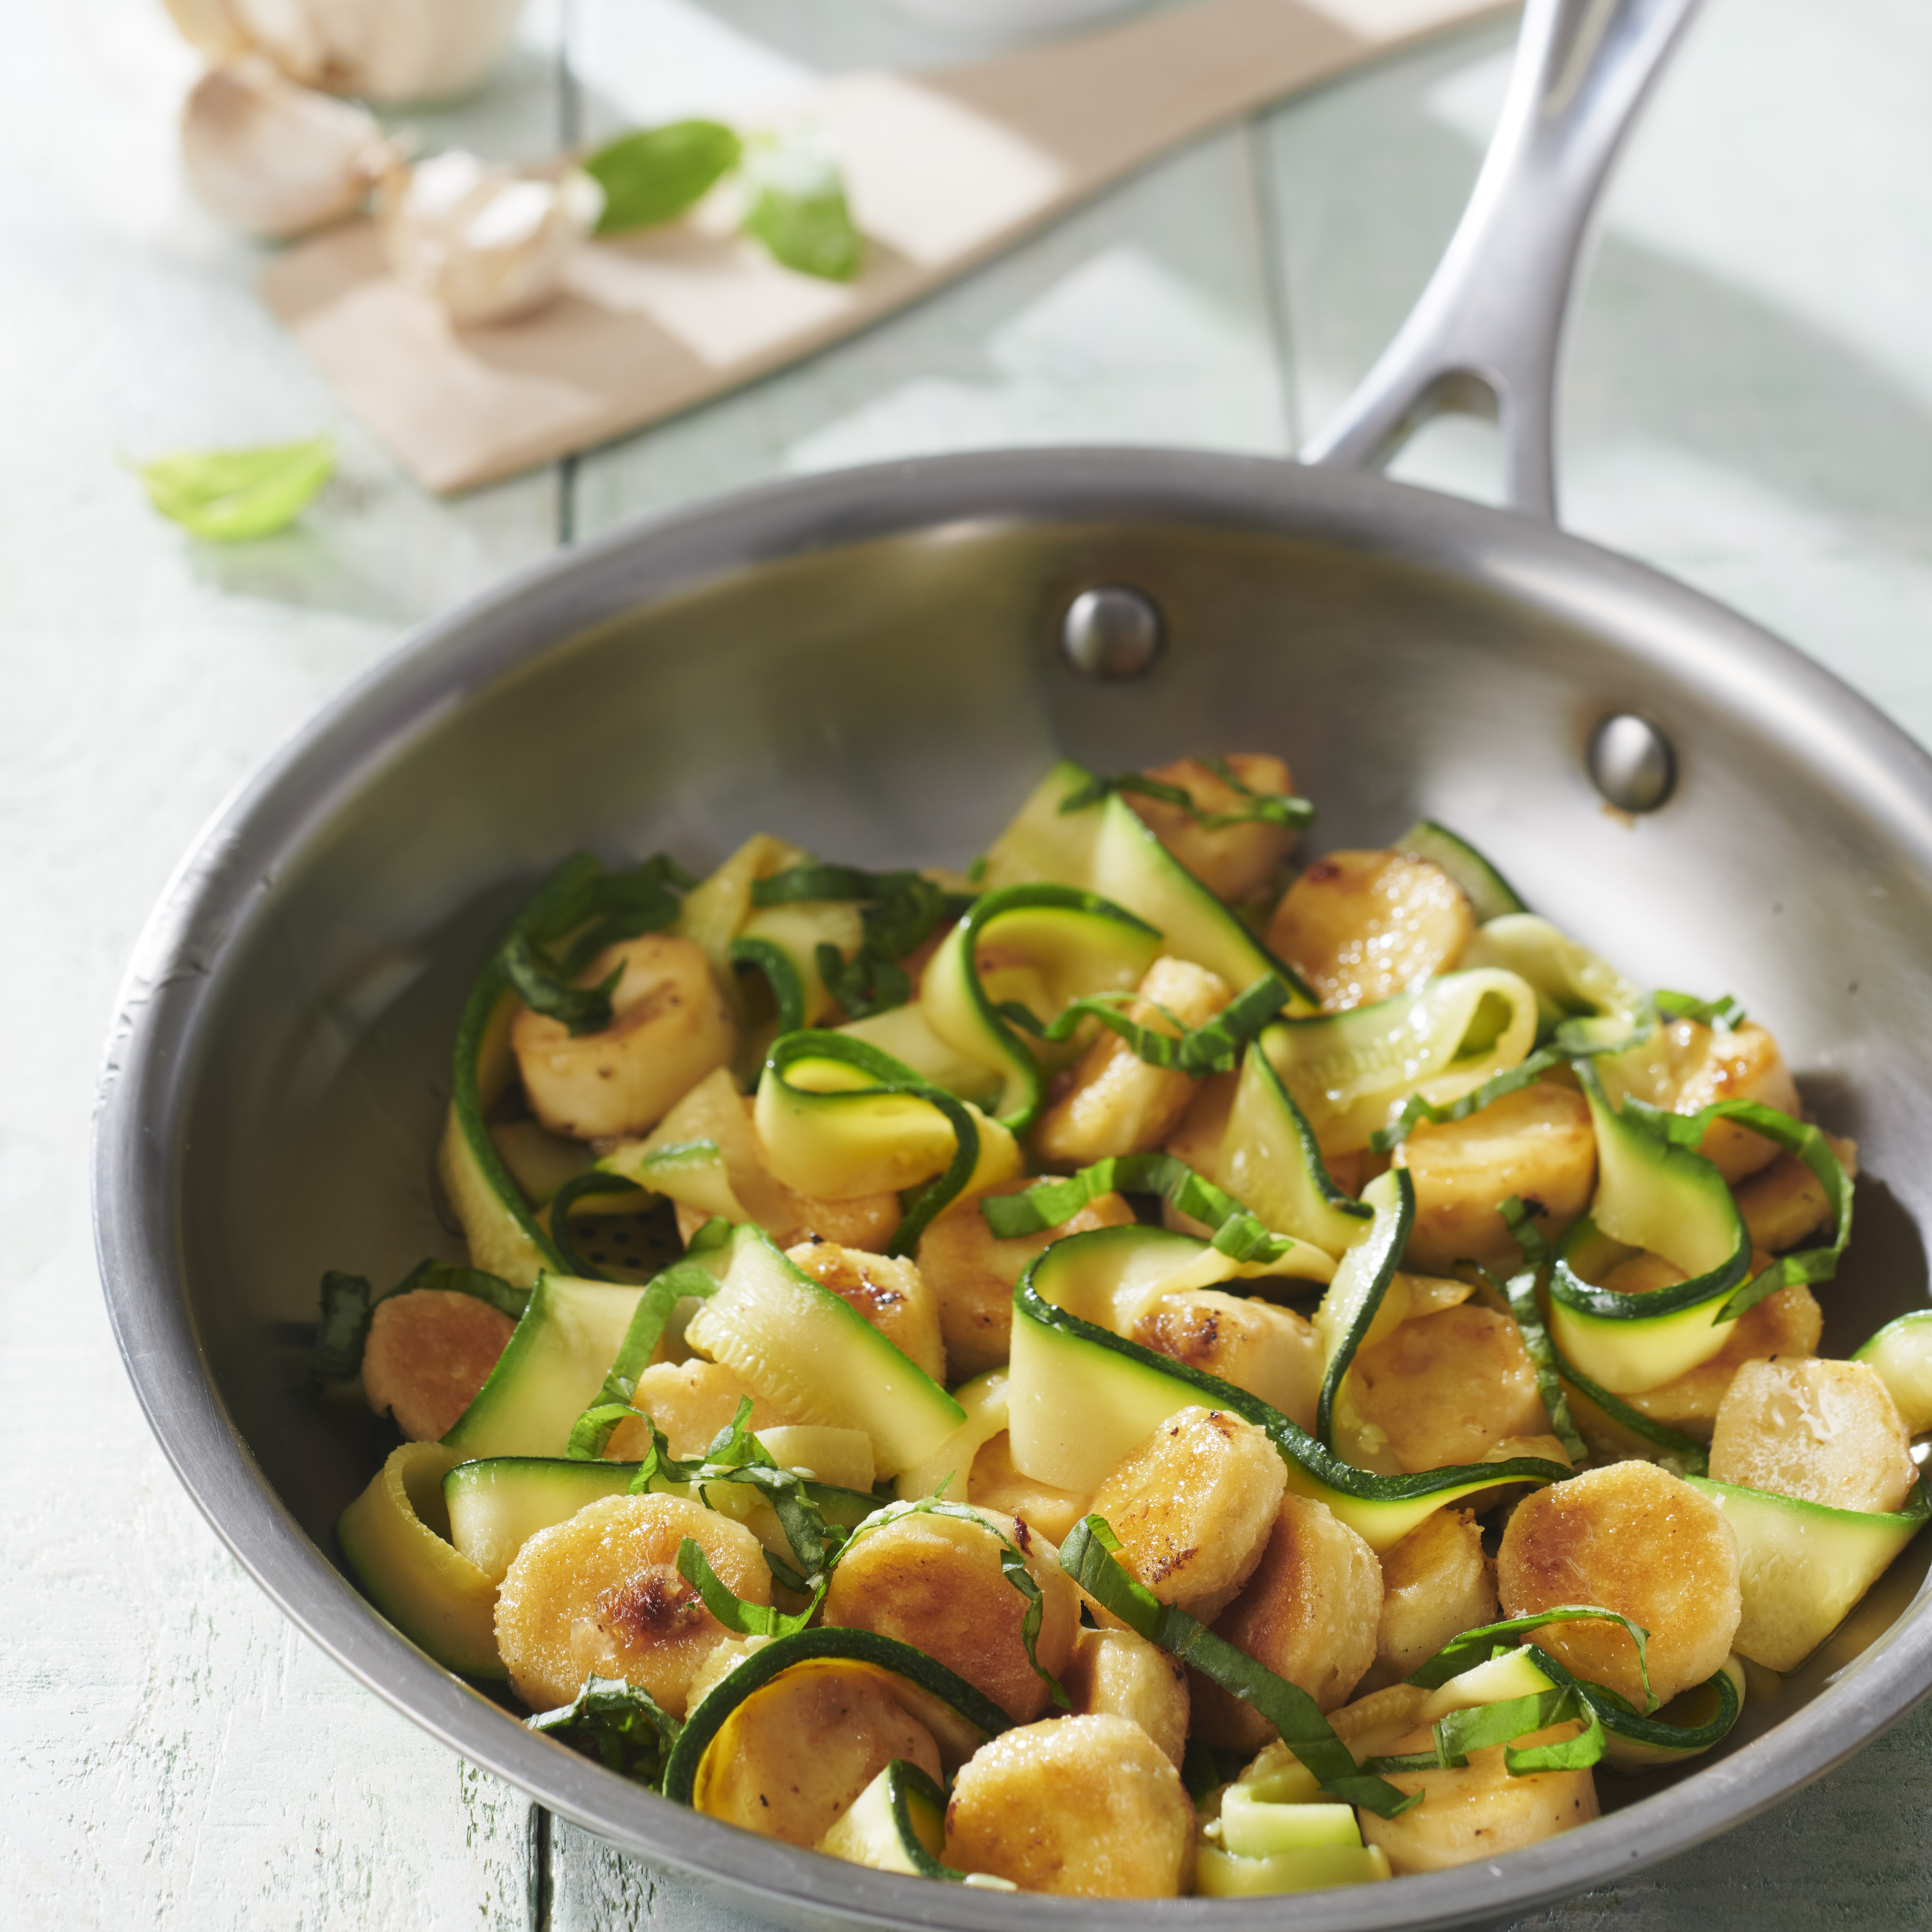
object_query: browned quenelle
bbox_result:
[1349,1304,1550,1473]
[1709,1358,1916,1514]
[1365,1507,1498,1692]
[1395,1082,1597,1275]
[968,1433,1089,1543]
[511,932,735,1140]
[1359,1723,1600,1874]
[1130,1290,1323,1431]
[1734,1136,1856,1252]
[1032,957,1232,1169]
[1266,850,1474,1013]
[1615,1283,1822,1441]
[1497,1461,1740,1709]
[1188,1492,1382,1750]
[1060,1626,1190,1766]
[1597,1018,1800,1182]
[916,1179,1133,1377]
[361,1288,515,1441]
[1127,754,1303,901]
[603,1359,791,1461]
[699,1662,942,1847]
[944,1714,1195,1896]
[1089,1407,1286,1621]
[785,1239,946,1381]
[820,1505,1078,1722]
[494,1493,771,1715]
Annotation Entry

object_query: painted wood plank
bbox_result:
[0,0,569,1924]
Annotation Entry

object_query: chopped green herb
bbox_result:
[740,128,864,281]
[130,434,335,541]
[584,120,742,234]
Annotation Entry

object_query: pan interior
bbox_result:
[172,512,1932,1840]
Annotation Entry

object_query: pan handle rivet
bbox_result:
[1061,585,1163,680]
[1588,713,1676,813]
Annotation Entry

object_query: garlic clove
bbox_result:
[379,150,604,326]
[163,0,254,61]
[182,57,398,238]
[228,0,527,105]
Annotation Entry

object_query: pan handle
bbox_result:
[1298,0,1701,523]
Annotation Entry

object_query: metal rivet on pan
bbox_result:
[1060,585,1163,680]
[1588,713,1676,813]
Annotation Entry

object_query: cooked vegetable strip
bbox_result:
[1405,1609,1656,1708]
[1057,766,1316,832]
[1313,1169,1414,1448]
[1259,969,1541,1156]
[1488,1201,1589,1464]
[1622,1096,1852,1319]
[1010,1224,1568,1546]
[1394,821,1528,924]
[1524,1645,1742,1771]
[1548,1073,1853,1392]
[443,853,692,1284]
[755,1032,1015,1254]
[980,1149,1332,1276]
[749,862,968,1020]
[1059,1515,1417,1817]
[1365,1686,1606,1776]
[974,763,1317,1010]
[561,1238,729,1459]
[526,1674,684,1787]
[998,970,1291,1078]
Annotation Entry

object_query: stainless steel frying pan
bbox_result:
[93,1,1932,1926]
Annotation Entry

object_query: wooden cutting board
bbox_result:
[262,0,1504,494]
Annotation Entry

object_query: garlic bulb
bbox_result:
[163,0,252,61]
[182,57,398,238]
[173,0,526,106]
[380,150,604,326]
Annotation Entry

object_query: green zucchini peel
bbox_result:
[760,1031,986,1254]
[1315,1167,1414,1448]
[661,1626,1013,1807]
[1405,1608,1657,1711]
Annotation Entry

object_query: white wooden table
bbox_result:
[8,1,1932,1925]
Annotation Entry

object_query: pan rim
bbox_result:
[92,444,1932,1932]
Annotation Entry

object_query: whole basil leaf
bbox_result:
[131,434,335,541]
[585,120,742,234]
[741,129,863,282]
